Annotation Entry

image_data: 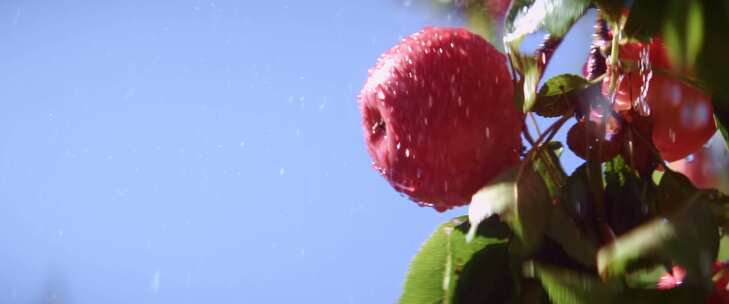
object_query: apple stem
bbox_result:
[518,116,571,191]
[522,124,537,147]
[529,112,543,138]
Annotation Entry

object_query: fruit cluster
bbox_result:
[569,38,716,174]
[357,1,729,302]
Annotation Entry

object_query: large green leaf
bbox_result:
[624,0,669,42]
[544,208,598,268]
[504,0,589,112]
[597,171,719,286]
[399,216,512,304]
[603,155,653,235]
[469,163,551,254]
[504,0,590,43]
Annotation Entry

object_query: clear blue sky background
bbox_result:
[0,1,591,303]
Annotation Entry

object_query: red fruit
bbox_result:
[670,135,729,192]
[669,146,719,189]
[657,266,686,290]
[566,120,623,162]
[708,268,729,304]
[604,40,716,162]
[620,113,657,174]
[483,0,510,20]
[358,27,522,211]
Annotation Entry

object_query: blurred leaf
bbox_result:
[544,207,598,267]
[718,235,729,261]
[400,216,512,303]
[654,170,697,215]
[624,265,667,289]
[706,190,729,231]
[469,163,551,253]
[596,217,676,279]
[529,262,623,304]
[560,164,600,245]
[714,94,729,152]
[505,0,590,43]
[531,262,704,304]
[597,173,719,286]
[603,155,653,235]
[593,0,626,22]
[624,0,668,42]
[533,74,589,117]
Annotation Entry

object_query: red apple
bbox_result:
[358,27,522,211]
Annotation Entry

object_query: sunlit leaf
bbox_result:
[505,0,590,43]
[400,216,513,303]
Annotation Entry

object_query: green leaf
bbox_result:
[718,235,729,261]
[533,74,589,117]
[469,163,551,254]
[560,164,599,245]
[529,262,623,304]
[624,0,668,42]
[533,141,567,198]
[603,155,653,235]
[544,208,598,267]
[714,93,729,152]
[597,174,719,286]
[400,216,512,304]
[505,0,590,43]
[530,262,705,304]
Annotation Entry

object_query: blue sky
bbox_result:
[0,1,590,303]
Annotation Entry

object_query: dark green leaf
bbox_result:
[624,0,668,42]
[714,93,729,152]
[597,177,719,286]
[400,216,512,304]
[533,74,589,117]
[469,163,551,254]
[544,208,598,267]
[603,155,653,235]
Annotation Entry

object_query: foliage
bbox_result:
[391,0,729,302]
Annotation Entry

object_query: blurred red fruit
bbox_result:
[566,120,623,162]
[603,39,715,162]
